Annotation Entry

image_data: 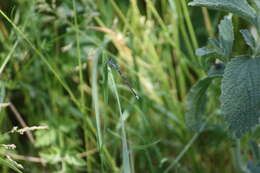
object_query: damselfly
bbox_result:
[108,58,139,100]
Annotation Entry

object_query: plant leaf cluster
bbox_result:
[187,0,260,137]
[187,0,260,171]
[186,0,260,171]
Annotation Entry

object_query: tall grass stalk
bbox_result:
[91,42,106,146]
[109,67,132,173]
[164,114,214,173]
[0,41,19,75]
[73,0,84,108]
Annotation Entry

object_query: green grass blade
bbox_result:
[0,41,19,75]
[73,0,85,108]
[109,66,132,173]
[0,157,23,173]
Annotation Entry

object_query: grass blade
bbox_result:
[109,66,132,173]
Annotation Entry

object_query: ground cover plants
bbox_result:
[0,0,259,172]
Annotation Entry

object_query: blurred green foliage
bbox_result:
[0,0,250,172]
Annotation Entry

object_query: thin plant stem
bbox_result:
[164,114,214,173]
[202,7,214,38]
[73,0,85,108]
[232,139,250,173]
[0,41,19,75]
[180,0,199,50]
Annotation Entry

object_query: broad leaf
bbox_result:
[189,0,256,24]
[218,16,234,60]
[196,16,234,66]
[221,56,260,137]
[198,16,234,62]
[240,29,256,50]
[208,38,222,55]
[186,65,224,131]
[195,40,220,69]
[186,77,212,131]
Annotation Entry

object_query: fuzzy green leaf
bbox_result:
[188,0,256,24]
[186,78,212,131]
[201,16,234,62]
[240,29,256,50]
[207,37,226,61]
[208,38,222,54]
[218,16,234,59]
[186,66,223,131]
[221,56,260,137]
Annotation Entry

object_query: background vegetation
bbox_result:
[0,0,250,172]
